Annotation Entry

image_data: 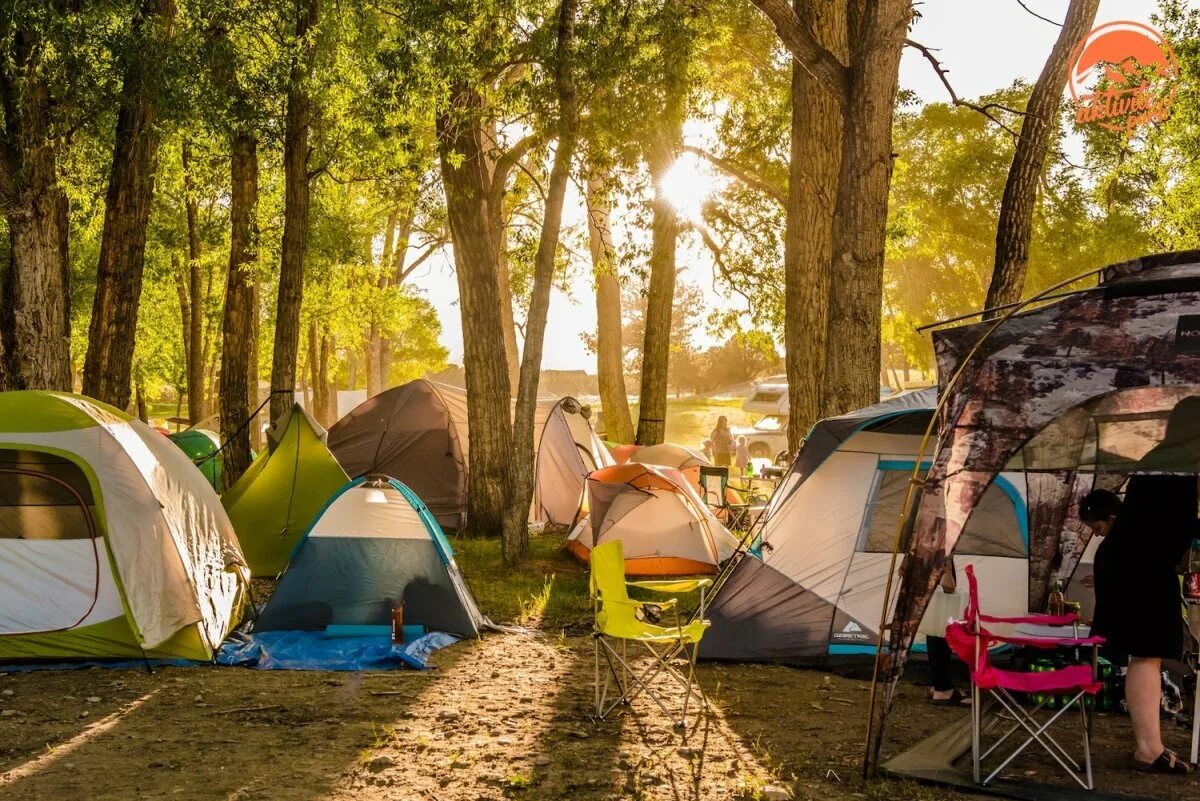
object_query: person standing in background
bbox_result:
[710,416,733,467]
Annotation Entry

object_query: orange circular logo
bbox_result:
[1068,20,1179,136]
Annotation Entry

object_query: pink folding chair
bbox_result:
[945,565,1106,789]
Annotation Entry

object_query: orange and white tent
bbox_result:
[565,463,738,575]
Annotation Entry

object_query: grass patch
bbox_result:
[452,533,592,632]
[453,531,710,633]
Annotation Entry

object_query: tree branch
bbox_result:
[1014,0,1061,26]
[682,145,786,207]
[904,39,1026,137]
[749,0,850,104]
[488,132,542,211]
[396,239,445,284]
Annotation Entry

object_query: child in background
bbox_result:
[734,435,751,472]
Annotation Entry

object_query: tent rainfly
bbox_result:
[168,428,222,489]
[700,389,1037,664]
[566,463,738,575]
[869,250,1200,777]
[327,381,611,530]
[0,391,246,661]
[255,477,485,638]
[222,404,349,577]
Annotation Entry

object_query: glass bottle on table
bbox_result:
[1047,579,1065,617]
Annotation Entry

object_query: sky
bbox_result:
[408,0,1164,372]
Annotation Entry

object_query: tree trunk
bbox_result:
[437,86,514,537]
[82,0,176,409]
[502,0,580,565]
[783,0,846,453]
[0,32,71,392]
[248,274,262,450]
[269,0,320,424]
[307,318,334,426]
[586,173,634,444]
[174,253,191,361]
[635,7,689,446]
[377,199,416,389]
[822,0,908,418]
[219,132,258,489]
[182,141,206,423]
[983,0,1098,314]
[366,208,396,398]
[492,206,521,388]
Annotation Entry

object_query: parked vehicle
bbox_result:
[731,377,900,460]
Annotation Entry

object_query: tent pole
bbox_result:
[862,264,1109,779]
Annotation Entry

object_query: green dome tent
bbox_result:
[222,404,349,577]
[168,428,222,489]
[0,391,247,661]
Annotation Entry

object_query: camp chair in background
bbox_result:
[699,465,749,529]
[590,540,711,731]
[946,565,1105,790]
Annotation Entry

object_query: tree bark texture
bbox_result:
[82,0,177,409]
[269,0,320,424]
[307,318,334,426]
[783,0,846,453]
[219,132,258,489]
[983,0,1098,313]
[502,0,580,565]
[437,86,513,537]
[635,6,689,446]
[248,274,262,451]
[586,174,634,445]
[0,27,72,392]
[822,0,908,418]
[182,140,206,422]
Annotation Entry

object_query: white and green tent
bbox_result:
[0,391,247,661]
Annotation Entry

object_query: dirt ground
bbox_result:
[1,633,1197,801]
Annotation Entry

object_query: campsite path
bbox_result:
[1,634,1196,800]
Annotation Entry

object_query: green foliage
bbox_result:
[884,87,1153,370]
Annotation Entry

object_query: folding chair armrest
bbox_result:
[629,579,712,594]
[599,595,678,611]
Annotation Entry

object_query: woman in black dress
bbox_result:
[1081,477,1197,775]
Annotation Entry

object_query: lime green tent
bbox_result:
[222,404,349,577]
[0,391,247,662]
[169,428,222,489]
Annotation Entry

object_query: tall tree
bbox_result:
[586,172,634,444]
[783,0,846,451]
[437,86,514,537]
[0,6,72,391]
[635,2,691,446]
[502,0,581,564]
[182,140,207,422]
[983,0,1099,312]
[220,130,259,487]
[822,0,910,417]
[269,0,321,424]
[82,0,177,408]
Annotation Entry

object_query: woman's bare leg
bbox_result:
[1127,657,1165,763]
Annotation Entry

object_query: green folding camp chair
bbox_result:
[590,540,711,729]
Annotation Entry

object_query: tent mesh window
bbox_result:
[0,449,97,540]
[859,469,1024,557]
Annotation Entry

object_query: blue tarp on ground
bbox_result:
[215,630,459,671]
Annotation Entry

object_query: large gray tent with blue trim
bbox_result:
[255,477,484,638]
[701,389,1033,663]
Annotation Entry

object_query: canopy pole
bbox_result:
[862,264,1110,779]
